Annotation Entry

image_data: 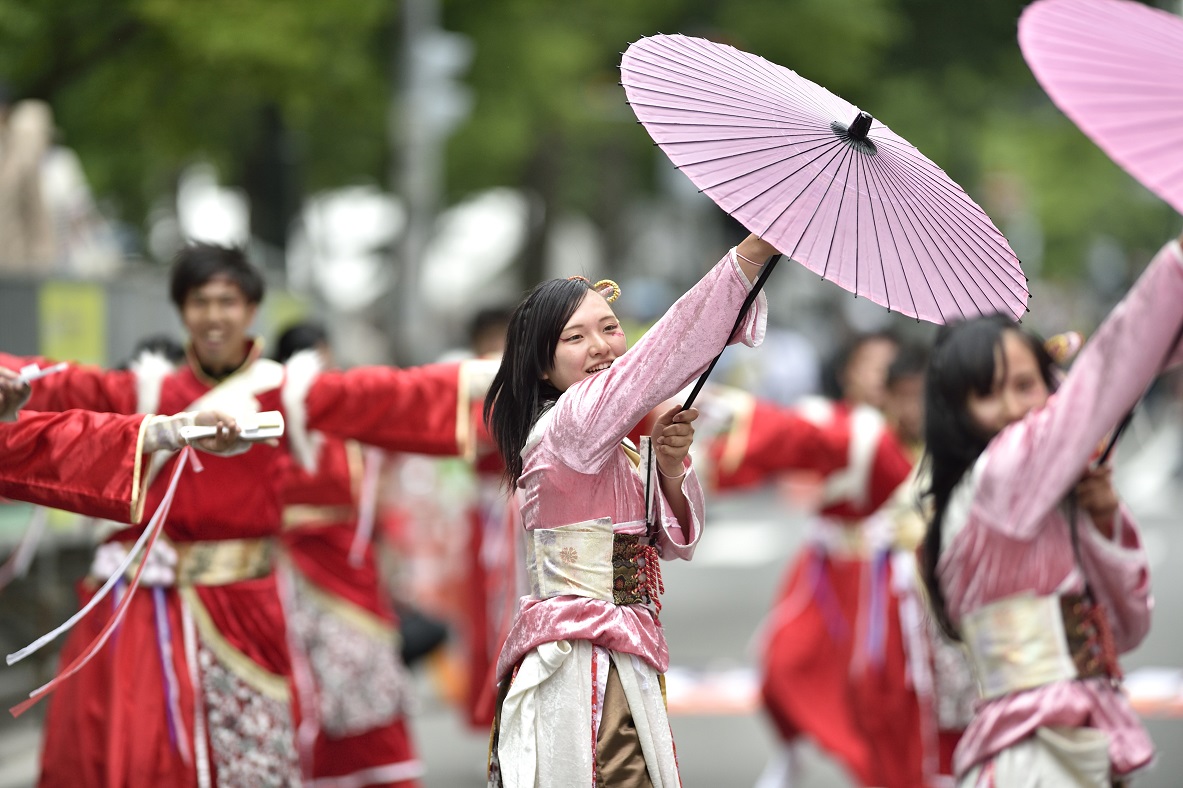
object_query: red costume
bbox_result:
[1,409,151,522]
[459,437,520,728]
[280,434,423,787]
[711,395,920,787]
[1,344,471,788]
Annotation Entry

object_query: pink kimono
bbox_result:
[493,249,766,786]
[938,240,1183,781]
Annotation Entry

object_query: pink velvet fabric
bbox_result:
[496,250,767,678]
[938,240,1183,778]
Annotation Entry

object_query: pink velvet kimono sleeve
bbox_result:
[974,240,1183,540]
[547,250,766,475]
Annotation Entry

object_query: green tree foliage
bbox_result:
[0,0,393,241]
[0,0,1174,277]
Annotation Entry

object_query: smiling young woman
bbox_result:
[482,232,778,786]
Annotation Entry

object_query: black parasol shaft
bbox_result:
[681,254,781,410]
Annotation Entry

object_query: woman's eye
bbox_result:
[605,324,619,333]
[563,335,581,343]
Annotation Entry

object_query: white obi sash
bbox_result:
[961,592,1077,699]
[526,517,646,602]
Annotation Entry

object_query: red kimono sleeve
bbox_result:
[304,362,467,456]
[713,399,849,490]
[0,352,136,414]
[0,410,151,523]
[866,430,914,511]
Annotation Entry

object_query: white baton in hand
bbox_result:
[17,363,68,384]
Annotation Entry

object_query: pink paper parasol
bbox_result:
[620,34,1028,326]
[1021,0,1183,464]
[1019,0,1183,216]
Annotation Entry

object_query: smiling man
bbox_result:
[170,244,264,379]
[1,242,492,788]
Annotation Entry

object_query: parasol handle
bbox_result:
[681,254,781,410]
[1093,411,1131,468]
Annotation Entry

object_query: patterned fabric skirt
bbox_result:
[285,569,422,787]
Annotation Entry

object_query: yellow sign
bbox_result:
[39,282,106,364]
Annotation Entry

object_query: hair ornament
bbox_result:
[594,279,621,304]
[1045,331,1084,366]
[566,275,590,284]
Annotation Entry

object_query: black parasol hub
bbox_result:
[831,111,877,155]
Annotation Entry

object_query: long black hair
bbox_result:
[920,314,1058,639]
[483,277,596,488]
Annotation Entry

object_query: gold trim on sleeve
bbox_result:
[129,415,152,525]
[456,362,475,462]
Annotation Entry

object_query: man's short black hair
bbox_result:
[468,305,513,349]
[169,242,265,308]
[273,321,328,363]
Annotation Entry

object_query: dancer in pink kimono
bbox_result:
[483,234,778,786]
[920,233,1183,785]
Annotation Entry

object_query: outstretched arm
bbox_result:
[0,352,136,414]
[552,236,780,474]
[976,237,1183,539]
[0,410,153,522]
[296,361,477,459]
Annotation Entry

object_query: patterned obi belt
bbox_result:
[526,518,661,608]
[90,537,276,587]
[961,591,1122,700]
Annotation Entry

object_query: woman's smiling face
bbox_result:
[966,329,1050,438]
[542,291,627,392]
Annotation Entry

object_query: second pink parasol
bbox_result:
[1019,0,1183,216]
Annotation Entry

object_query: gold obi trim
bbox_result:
[91,537,276,588]
[962,592,1120,700]
[282,504,357,530]
[526,518,652,607]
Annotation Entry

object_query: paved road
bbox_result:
[3,435,1182,787]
